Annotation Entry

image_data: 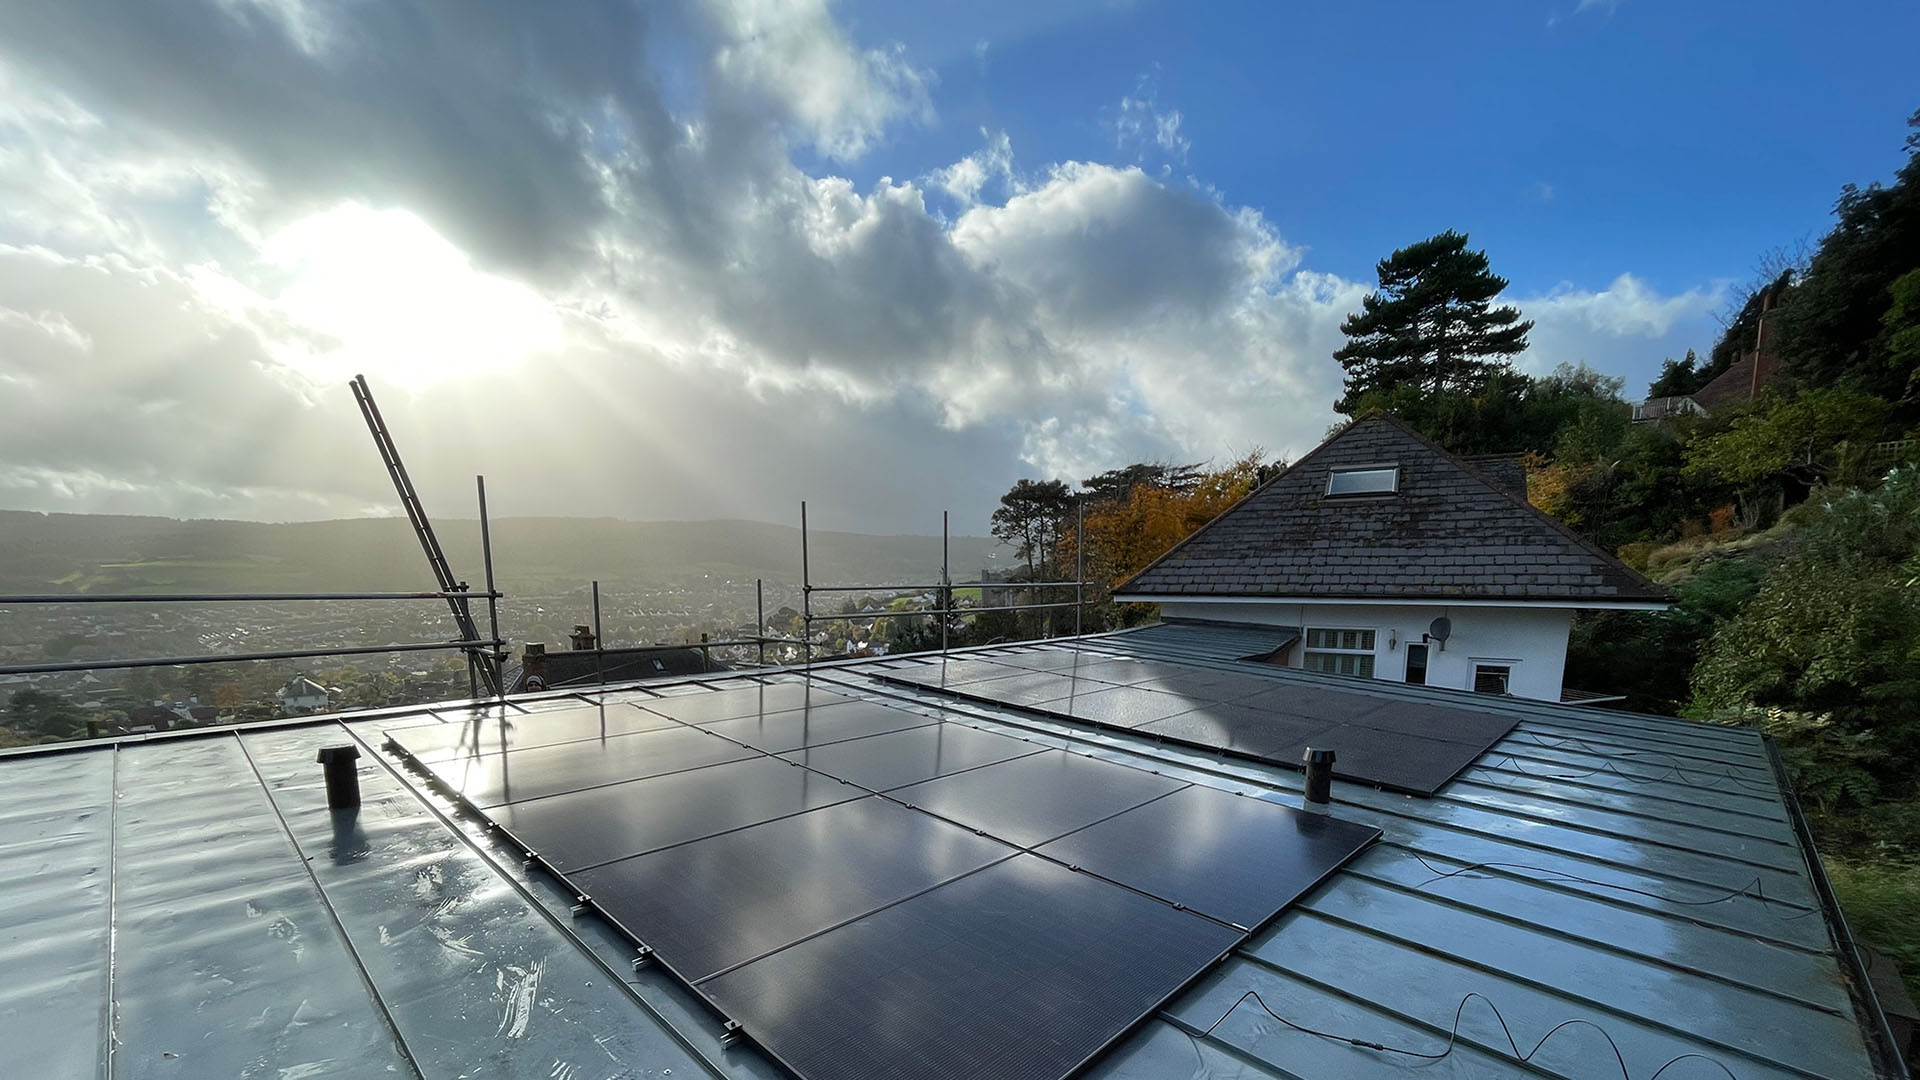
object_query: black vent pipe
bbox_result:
[1301,747,1335,813]
[317,744,362,810]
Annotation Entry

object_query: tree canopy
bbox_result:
[1333,229,1533,413]
[988,478,1073,577]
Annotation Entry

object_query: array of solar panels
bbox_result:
[878,647,1519,795]
[387,683,1378,1080]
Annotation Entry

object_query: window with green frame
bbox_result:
[1302,627,1376,678]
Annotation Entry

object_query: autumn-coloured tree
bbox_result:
[1058,451,1272,621]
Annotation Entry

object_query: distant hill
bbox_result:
[0,510,1008,593]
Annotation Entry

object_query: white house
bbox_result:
[275,674,331,716]
[1112,414,1671,702]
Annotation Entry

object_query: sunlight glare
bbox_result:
[262,203,561,389]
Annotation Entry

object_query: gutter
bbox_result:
[1767,735,1912,1078]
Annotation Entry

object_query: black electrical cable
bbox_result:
[1481,752,1772,794]
[1189,988,1741,1079]
[1404,851,1820,920]
[1517,732,1776,791]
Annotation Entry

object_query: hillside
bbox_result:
[0,511,1008,593]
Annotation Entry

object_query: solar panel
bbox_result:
[1052,685,1197,728]
[697,854,1244,1080]
[876,650,1519,795]
[391,723,760,807]
[698,700,938,753]
[778,723,1044,793]
[389,701,683,762]
[489,755,868,871]
[1035,784,1378,929]
[388,679,1381,1080]
[576,796,1014,982]
[635,682,862,725]
[888,749,1186,849]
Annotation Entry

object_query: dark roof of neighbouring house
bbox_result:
[513,644,730,692]
[1117,414,1672,603]
[1691,352,1764,411]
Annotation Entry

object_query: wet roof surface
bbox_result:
[0,622,1896,1079]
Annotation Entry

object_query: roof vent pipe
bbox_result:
[316,744,362,810]
[1301,747,1335,814]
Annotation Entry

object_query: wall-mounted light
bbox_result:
[1387,629,1398,651]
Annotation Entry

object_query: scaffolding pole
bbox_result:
[940,510,949,655]
[350,375,500,696]
[800,501,812,669]
[1075,502,1085,638]
[0,639,506,678]
[477,475,503,693]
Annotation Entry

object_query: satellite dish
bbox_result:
[1427,617,1452,650]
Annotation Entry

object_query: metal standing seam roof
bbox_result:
[0,621,1900,1080]
[1116,414,1674,604]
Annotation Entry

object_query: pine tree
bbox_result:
[1333,230,1533,413]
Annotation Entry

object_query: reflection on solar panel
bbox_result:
[386,679,1378,1080]
[879,648,1517,795]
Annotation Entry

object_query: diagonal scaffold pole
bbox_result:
[349,374,501,696]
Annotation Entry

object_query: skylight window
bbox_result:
[1327,465,1399,496]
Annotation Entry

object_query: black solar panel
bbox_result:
[778,723,1044,792]
[636,682,862,725]
[877,649,1519,795]
[392,723,760,806]
[698,854,1243,1080]
[388,678,1378,1080]
[1053,685,1197,728]
[888,749,1185,849]
[576,796,1014,982]
[389,702,683,762]
[1035,784,1378,929]
[489,755,867,871]
[699,700,938,752]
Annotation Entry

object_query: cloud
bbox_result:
[1113,78,1191,163]
[0,0,1722,531]
[1516,273,1724,382]
[933,129,1013,208]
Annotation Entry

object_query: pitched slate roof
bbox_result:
[1117,414,1671,603]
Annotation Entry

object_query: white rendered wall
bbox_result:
[1157,600,1574,701]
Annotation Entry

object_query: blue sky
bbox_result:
[0,0,1914,530]
[848,0,1918,308]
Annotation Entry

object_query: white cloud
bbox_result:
[1114,87,1190,163]
[933,129,1013,207]
[0,1,1722,529]
[702,0,932,160]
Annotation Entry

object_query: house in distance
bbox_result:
[1114,414,1671,701]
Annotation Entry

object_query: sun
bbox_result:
[259,203,562,389]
